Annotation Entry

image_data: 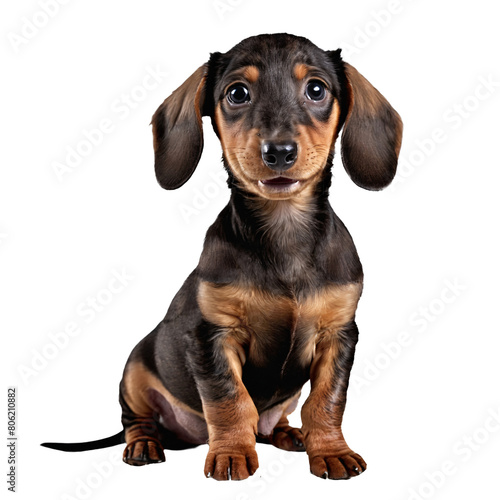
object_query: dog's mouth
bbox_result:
[258,177,300,190]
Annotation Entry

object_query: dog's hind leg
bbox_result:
[120,360,207,466]
[119,379,165,466]
[256,393,305,452]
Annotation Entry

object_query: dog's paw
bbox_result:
[204,447,259,480]
[122,438,165,466]
[308,450,366,480]
[270,426,305,452]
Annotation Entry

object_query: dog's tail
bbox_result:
[41,430,125,452]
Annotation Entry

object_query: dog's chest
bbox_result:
[197,280,361,368]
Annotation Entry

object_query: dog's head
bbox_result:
[152,33,402,199]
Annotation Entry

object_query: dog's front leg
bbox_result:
[301,320,367,479]
[197,336,259,481]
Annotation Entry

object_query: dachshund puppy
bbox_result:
[42,33,402,481]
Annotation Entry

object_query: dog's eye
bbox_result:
[305,80,326,101]
[227,84,251,105]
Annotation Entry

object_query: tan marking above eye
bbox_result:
[294,63,311,81]
[242,65,260,83]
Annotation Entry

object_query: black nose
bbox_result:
[261,141,298,171]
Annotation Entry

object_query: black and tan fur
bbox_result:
[42,33,403,481]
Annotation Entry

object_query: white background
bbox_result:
[2,0,499,498]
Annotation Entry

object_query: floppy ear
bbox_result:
[340,62,403,190]
[151,64,208,190]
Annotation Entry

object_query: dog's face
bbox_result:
[210,35,344,200]
[152,34,402,197]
